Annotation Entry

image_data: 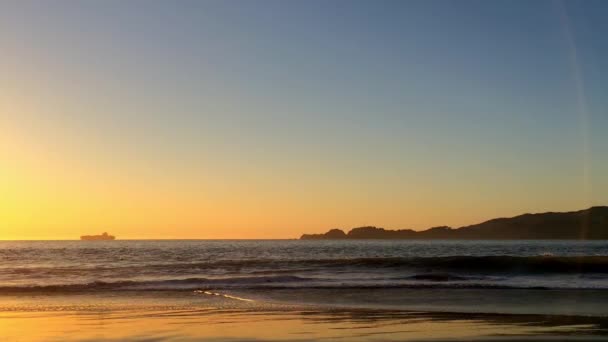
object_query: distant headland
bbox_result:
[300,206,608,240]
[80,232,116,241]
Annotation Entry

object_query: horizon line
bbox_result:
[3,205,605,241]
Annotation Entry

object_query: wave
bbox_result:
[6,255,608,276]
[0,277,594,293]
[3,256,608,294]
[402,273,480,282]
[419,255,608,273]
[286,255,608,274]
[0,275,315,293]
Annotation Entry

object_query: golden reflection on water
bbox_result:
[0,308,600,342]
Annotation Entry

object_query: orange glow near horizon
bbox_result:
[1,111,602,240]
[0,114,601,240]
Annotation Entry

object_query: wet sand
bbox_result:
[0,291,607,341]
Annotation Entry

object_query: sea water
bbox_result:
[1,240,608,316]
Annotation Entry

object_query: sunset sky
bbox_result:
[1,0,607,239]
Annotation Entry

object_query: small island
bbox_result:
[80,232,116,241]
[301,206,608,240]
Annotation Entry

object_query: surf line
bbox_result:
[194,290,255,302]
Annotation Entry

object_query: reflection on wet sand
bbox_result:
[0,290,606,341]
[0,306,606,341]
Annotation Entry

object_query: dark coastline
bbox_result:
[301,206,608,240]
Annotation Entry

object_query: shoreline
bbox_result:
[1,305,606,341]
[2,287,608,317]
[1,291,608,341]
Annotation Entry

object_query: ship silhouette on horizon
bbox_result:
[80,232,116,241]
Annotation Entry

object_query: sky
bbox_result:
[1,0,607,239]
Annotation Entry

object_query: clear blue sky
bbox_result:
[1,0,607,238]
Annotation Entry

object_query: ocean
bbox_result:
[2,240,608,341]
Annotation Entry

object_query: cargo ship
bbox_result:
[80,232,116,241]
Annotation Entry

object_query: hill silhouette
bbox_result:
[300,206,608,240]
